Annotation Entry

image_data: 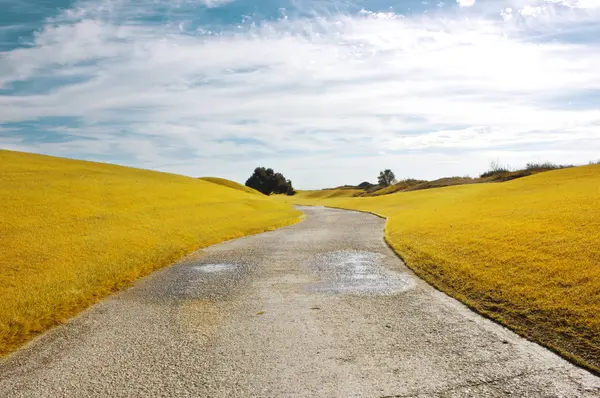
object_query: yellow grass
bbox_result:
[0,150,302,355]
[294,188,363,199]
[198,177,259,195]
[284,165,600,372]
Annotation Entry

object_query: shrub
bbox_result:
[525,162,559,170]
[245,167,295,196]
[358,181,375,189]
[480,159,510,178]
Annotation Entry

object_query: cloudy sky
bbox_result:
[1,0,599,188]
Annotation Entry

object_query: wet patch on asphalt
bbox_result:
[174,261,247,300]
[138,261,248,301]
[193,263,238,273]
[308,250,414,295]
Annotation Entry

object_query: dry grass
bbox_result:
[284,165,600,372]
[0,150,301,355]
[294,188,364,199]
[360,179,427,196]
[402,177,475,192]
[198,177,259,195]
[318,166,567,199]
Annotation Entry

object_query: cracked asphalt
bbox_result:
[1,206,598,397]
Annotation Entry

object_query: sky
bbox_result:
[1,0,600,189]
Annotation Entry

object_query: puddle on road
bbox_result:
[167,263,243,300]
[193,263,238,273]
[309,251,413,295]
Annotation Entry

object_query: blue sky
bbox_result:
[1,0,600,188]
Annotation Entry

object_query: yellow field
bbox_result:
[198,177,259,195]
[284,165,600,372]
[0,150,302,355]
[294,188,363,199]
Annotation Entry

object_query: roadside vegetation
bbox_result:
[0,150,302,356]
[285,164,600,373]
[305,161,576,199]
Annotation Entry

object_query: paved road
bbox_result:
[1,207,598,397]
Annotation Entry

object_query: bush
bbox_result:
[480,160,510,178]
[245,167,295,196]
[525,162,559,170]
[480,168,511,178]
[358,181,375,189]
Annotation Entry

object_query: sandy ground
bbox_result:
[0,206,598,397]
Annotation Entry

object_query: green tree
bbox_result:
[378,169,396,187]
[245,167,295,195]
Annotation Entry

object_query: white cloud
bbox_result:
[1,0,600,188]
[457,0,477,7]
[505,0,600,18]
[546,0,600,9]
[520,4,546,16]
[199,0,235,8]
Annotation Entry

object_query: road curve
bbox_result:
[1,206,598,397]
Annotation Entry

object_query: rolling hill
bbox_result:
[0,150,301,356]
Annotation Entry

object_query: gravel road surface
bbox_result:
[1,206,598,397]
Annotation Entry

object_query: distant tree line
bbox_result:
[245,167,295,196]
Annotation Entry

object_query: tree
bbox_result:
[377,169,396,187]
[245,167,295,195]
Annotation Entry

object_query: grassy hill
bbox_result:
[311,165,574,198]
[294,188,365,199]
[198,176,259,195]
[0,150,302,356]
[282,165,600,372]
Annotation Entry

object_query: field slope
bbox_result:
[285,165,600,372]
[0,150,301,355]
[294,188,364,199]
[198,177,259,195]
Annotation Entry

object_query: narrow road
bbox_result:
[1,207,598,397]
